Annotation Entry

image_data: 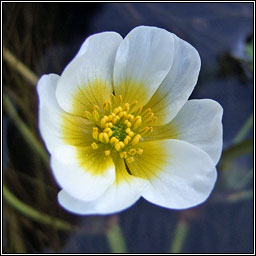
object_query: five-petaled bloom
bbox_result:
[37,26,223,215]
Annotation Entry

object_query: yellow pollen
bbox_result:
[91,142,98,150]
[115,143,121,151]
[131,134,141,145]
[133,117,142,129]
[93,105,100,111]
[84,111,92,119]
[125,128,131,134]
[120,151,127,159]
[126,157,135,163]
[128,131,134,137]
[119,142,125,149]
[110,137,117,145]
[124,103,130,111]
[104,150,110,156]
[118,111,124,118]
[124,138,129,145]
[103,100,111,113]
[87,94,157,161]
[129,149,137,155]
[92,110,100,121]
[137,148,143,155]
[126,121,132,128]
[99,132,109,143]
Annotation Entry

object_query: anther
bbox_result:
[99,133,109,143]
[119,142,125,149]
[110,137,117,145]
[104,150,111,156]
[124,138,129,145]
[120,151,127,159]
[92,110,100,121]
[115,143,121,151]
[103,100,111,113]
[128,131,134,137]
[100,116,108,128]
[92,127,99,140]
[133,117,142,129]
[131,134,141,145]
[125,128,131,134]
[124,103,130,111]
[129,149,137,155]
[126,121,132,128]
[93,105,101,112]
[137,148,143,155]
[91,142,98,150]
[126,157,135,163]
[84,111,92,120]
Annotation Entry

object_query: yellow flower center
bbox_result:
[84,94,157,163]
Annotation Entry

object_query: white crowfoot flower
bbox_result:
[37,26,223,215]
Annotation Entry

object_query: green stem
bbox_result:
[232,113,253,144]
[3,46,38,86]
[106,222,128,253]
[3,184,75,231]
[219,138,253,170]
[169,219,189,253]
[3,95,49,165]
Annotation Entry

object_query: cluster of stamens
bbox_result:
[85,94,157,163]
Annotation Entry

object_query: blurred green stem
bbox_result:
[219,138,253,170]
[232,113,253,144]
[169,219,189,253]
[3,46,38,86]
[106,222,128,253]
[3,184,75,231]
[3,95,49,165]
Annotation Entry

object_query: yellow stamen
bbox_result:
[84,111,92,120]
[103,100,111,113]
[128,131,134,137]
[115,143,121,151]
[92,110,100,121]
[99,133,109,143]
[104,150,110,156]
[100,115,108,128]
[133,117,142,129]
[91,142,98,150]
[120,151,127,159]
[119,142,125,149]
[126,157,135,163]
[124,103,130,111]
[129,149,137,155]
[110,137,117,145]
[92,127,99,140]
[131,134,141,145]
[137,148,143,155]
[126,121,132,128]
[125,128,131,134]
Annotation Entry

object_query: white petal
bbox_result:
[128,140,217,210]
[58,158,148,215]
[144,34,201,124]
[170,99,223,164]
[37,74,65,153]
[149,99,223,165]
[51,145,115,201]
[56,32,123,115]
[113,26,175,107]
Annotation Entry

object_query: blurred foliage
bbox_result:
[2,2,253,253]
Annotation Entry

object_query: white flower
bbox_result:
[37,26,223,215]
